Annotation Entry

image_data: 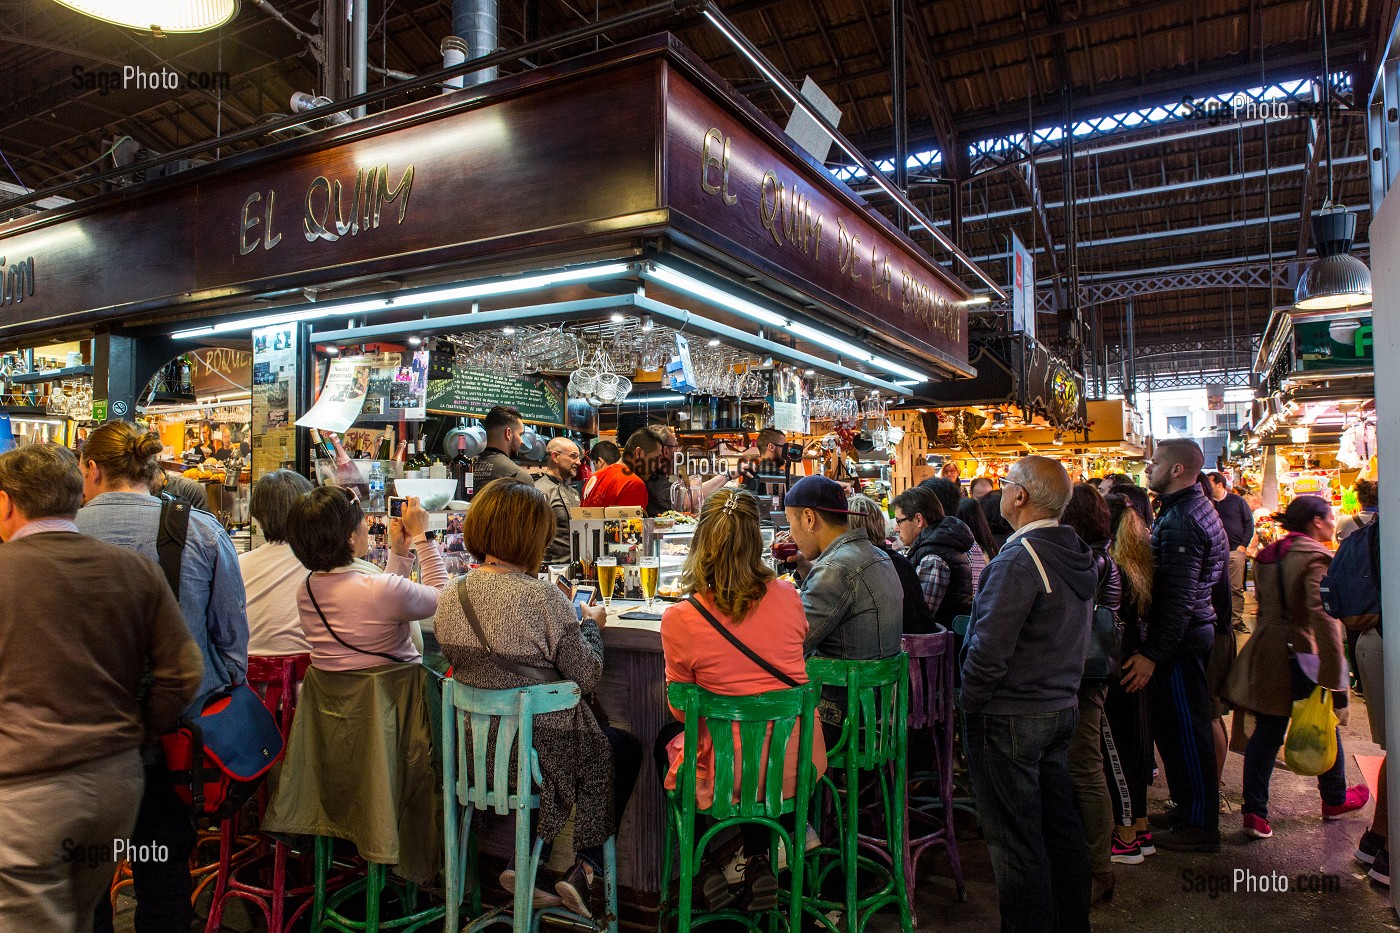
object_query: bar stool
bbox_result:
[263,662,445,932]
[902,632,966,917]
[803,654,912,933]
[441,678,619,933]
[205,653,355,933]
[660,681,820,933]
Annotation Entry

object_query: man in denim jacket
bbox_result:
[784,476,902,722]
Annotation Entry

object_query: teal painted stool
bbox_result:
[442,679,618,933]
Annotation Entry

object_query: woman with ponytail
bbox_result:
[79,419,250,933]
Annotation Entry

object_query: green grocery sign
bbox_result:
[1294,317,1373,371]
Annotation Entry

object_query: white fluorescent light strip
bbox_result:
[646,266,789,327]
[650,264,929,383]
[626,393,687,403]
[172,263,633,340]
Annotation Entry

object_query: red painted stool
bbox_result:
[205,653,354,933]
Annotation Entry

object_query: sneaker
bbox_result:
[720,848,747,885]
[500,863,562,909]
[738,855,778,913]
[554,858,595,919]
[1356,829,1386,866]
[1322,784,1372,820]
[1152,825,1222,853]
[695,861,737,912]
[1370,848,1391,886]
[1242,813,1273,839]
[1136,831,1156,856]
[775,823,823,871]
[1110,836,1144,865]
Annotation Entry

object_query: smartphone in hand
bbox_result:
[571,585,597,621]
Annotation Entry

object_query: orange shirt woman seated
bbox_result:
[656,488,827,913]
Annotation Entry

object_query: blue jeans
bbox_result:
[965,707,1090,933]
[1242,713,1347,821]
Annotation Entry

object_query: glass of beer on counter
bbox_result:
[638,556,659,611]
[596,556,620,609]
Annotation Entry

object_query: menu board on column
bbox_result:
[251,324,297,478]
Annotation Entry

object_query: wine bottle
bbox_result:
[450,436,471,500]
[327,432,368,496]
[377,428,394,461]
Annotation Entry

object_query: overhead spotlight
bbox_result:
[502,327,517,335]
[324,345,340,356]
[641,314,654,332]
[407,336,422,346]
[991,411,1006,431]
[707,338,721,347]
[804,368,816,376]
[610,312,627,323]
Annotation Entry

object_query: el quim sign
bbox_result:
[237,163,416,255]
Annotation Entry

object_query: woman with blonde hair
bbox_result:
[656,488,827,911]
[435,478,640,917]
[1100,489,1157,864]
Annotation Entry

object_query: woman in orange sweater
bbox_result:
[657,488,826,912]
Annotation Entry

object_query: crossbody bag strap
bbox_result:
[304,574,408,665]
[456,577,563,682]
[686,595,800,688]
[1019,538,1053,595]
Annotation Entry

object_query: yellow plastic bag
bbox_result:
[1284,686,1339,776]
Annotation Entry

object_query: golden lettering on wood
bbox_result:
[836,219,862,282]
[700,128,737,205]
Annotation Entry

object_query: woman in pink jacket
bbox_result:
[285,487,448,670]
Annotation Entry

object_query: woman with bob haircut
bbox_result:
[285,486,447,670]
[434,477,641,919]
[656,487,826,912]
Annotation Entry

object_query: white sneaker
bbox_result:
[776,824,823,871]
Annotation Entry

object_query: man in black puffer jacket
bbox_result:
[1124,438,1228,852]
[893,485,974,629]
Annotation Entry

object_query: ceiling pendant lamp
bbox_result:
[47,0,239,34]
[1295,207,1372,310]
[1295,0,1372,311]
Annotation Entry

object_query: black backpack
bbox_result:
[156,497,191,595]
[1321,518,1382,633]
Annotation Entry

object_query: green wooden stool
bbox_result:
[803,655,912,933]
[309,838,440,932]
[661,681,821,933]
[441,679,619,933]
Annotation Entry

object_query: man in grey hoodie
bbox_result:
[961,456,1096,933]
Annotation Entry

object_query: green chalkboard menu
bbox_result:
[426,370,568,426]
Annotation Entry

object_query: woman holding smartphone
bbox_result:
[285,488,448,670]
